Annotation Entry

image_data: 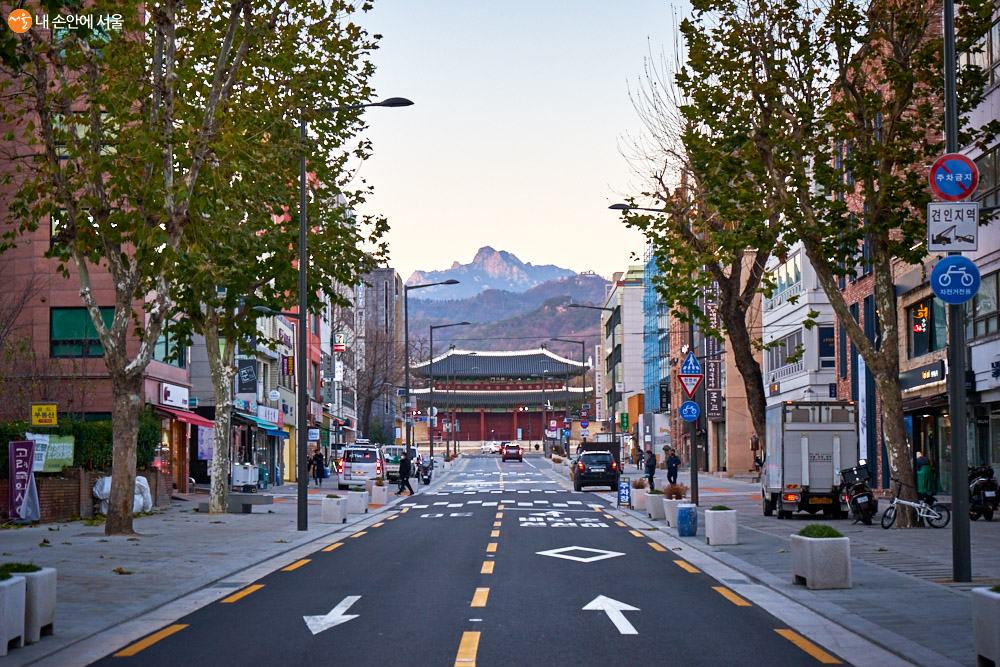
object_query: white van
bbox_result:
[337,445,385,490]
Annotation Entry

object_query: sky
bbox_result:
[353,1,681,282]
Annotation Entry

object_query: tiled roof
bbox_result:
[412,348,586,379]
[410,387,589,408]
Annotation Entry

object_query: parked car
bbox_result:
[501,442,523,462]
[336,445,385,490]
[573,451,619,492]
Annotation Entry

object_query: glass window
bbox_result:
[153,330,187,368]
[908,298,948,358]
[50,307,114,358]
[819,326,836,368]
[968,271,999,339]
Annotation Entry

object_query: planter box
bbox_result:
[790,535,852,590]
[0,576,25,656]
[705,509,738,546]
[364,479,375,494]
[321,496,347,524]
[14,568,56,644]
[663,498,685,527]
[346,490,369,514]
[646,494,666,519]
[631,488,647,511]
[972,587,1000,667]
[370,484,389,505]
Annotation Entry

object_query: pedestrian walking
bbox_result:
[644,448,657,492]
[666,449,681,485]
[636,450,645,472]
[396,450,415,496]
[310,450,325,487]
[915,451,934,502]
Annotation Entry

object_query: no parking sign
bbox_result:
[929,153,978,202]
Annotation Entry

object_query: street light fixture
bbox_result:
[428,321,471,461]
[404,279,460,456]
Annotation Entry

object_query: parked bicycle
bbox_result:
[881,477,951,529]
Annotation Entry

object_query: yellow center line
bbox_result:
[481,561,494,574]
[349,531,367,539]
[712,586,751,607]
[493,521,502,527]
[648,542,667,552]
[629,530,643,538]
[603,514,613,520]
[486,543,498,553]
[401,508,410,513]
[470,587,489,607]
[387,514,398,520]
[495,512,503,519]
[282,559,311,571]
[220,585,263,603]
[491,530,500,538]
[322,542,343,552]
[455,631,480,666]
[674,560,700,573]
[775,629,842,664]
[615,521,626,527]
[371,522,384,528]
[113,624,188,657]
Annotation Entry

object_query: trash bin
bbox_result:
[258,466,268,490]
[677,503,698,537]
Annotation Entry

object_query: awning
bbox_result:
[155,406,215,429]
[233,413,279,430]
[265,429,289,439]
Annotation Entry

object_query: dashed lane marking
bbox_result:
[282,559,311,571]
[629,530,643,538]
[113,624,188,657]
[486,543,498,553]
[372,522,384,528]
[712,586,751,607]
[455,631,480,665]
[220,585,263,603]
[648,542,667,552]
[471,588,489,607]
[322,543,343,552]
[674,560,700,573]
[481,561,494,574]
[491,530,500,537]
[615,521,626,527]
[349,531,366,539]
[387,515,398,520]
[775,629,842,664]
[493,521,502,527]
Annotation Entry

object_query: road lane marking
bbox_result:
[401,508,410,513]
[495,512,503,519]
[113,624,188,656]
[372,522,384,528]
[304,596,361,635]
[674,560,700,573]
[775,629,842,664]
[471,588,489,607]
[455,631,480,665]
[283,559,311,571]
[493,521,502,527]
[491,530,500,537]
[221,585,263,603]
[349,531,367,538]
[583,595,638,635]
[712,586,751,607]
[322,542,343,552]
[481,561,494,574]
[629,530,643,537]
[648,542,667,552]
[387,514,398,520]
[486,543,498,553]
[615,521,626,527]
[603,514,613,519]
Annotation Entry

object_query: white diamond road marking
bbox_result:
[536,546,625,562]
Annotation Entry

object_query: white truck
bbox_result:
[760,401,858,519]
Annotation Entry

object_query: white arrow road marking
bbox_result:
[583,595,639,635]
[303,595,361,635]
[530,510,566,517]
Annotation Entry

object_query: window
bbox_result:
[818,326,836,369]
[975,145,998,209]
[838,323,847,378]
[967,271,999,339]
[311,361,319,400]
[153,330,187,368]
[767,329,803,377]
[961,16,1000,91]
[50,307,114,358]
[909,297,947,357]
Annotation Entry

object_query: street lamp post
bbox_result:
[428,322,470,462]
[541,370,548,454]
[404,280,460,456]
[568,304,619,463]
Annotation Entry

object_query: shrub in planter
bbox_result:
[646,489,666,520]
[631,478,647,489]
[630,480,647,510]
[370,481,389,505]
[0,569,26,655]
[1,563,54,644]
[705,506,738,546]
[374,477,385,486]
[664,483,688,500]
[552,456,563,464]
[791,524,851,590]
[972,584,1000,666]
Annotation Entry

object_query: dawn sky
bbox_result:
[354,1,680,282]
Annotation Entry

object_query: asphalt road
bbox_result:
[93,455,846,666]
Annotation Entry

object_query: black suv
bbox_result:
[501,442,523,462]
[573,451,618,491]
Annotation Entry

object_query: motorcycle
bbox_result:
[840,460,878,525]
[969,465,999,521]
[419,457,433,485]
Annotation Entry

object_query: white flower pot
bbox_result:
[364,479,375,494]
[346,490,369,514]
[0,576,25,656]
[631,488,647,511]
[370,484,389,505]
[972,587,1000,666]
[663,498,685,527]
[705,510,738,546]
[321,496,347,524]
[14,568,56,644]
[790,535,852,589]
[646,494,666,519]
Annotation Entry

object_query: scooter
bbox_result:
[419,458,433,485]
[840,460,878,525]
[969,466,999,521]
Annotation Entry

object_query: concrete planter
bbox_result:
[646,493,666,519]
[790,535,852,590]
[705,509,738,546]
[13,568,56,644]
[663,498,685,528]
[631,488,647,511]
[364,479,375,494]
[370,484,389,505]
[972,587,1000,667]
[321,496,347,524]
[0,576,25,656]
[346,490,369,514]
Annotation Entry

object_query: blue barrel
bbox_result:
[677,503,698,536]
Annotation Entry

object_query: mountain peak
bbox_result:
[405,247,576,300]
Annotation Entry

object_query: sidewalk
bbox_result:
[602,467,999,667]
[0,467,448,666]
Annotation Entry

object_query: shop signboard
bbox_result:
[30,403,57,426]
[237,359,258,394]
[899,360,946,392]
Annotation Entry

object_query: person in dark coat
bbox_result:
[396,450,415,496]
[666,450,682,485]
[311,450,325,487]
[915,451,934,502]
[644,449,657,492]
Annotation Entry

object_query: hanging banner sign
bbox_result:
[8,441,40,522]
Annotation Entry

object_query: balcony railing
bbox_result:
[765,281,803,311]
[770,361,804,381]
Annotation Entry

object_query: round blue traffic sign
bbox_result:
[580,419,589,429]
[931,255,980,304]
[929,153,978,202]
[680,400,700,422]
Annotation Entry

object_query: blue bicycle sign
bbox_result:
[679,400,700,422]
[931,255,980,305]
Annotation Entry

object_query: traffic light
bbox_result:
[517,406,526,412]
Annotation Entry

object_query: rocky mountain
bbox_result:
[406,246,575,300]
